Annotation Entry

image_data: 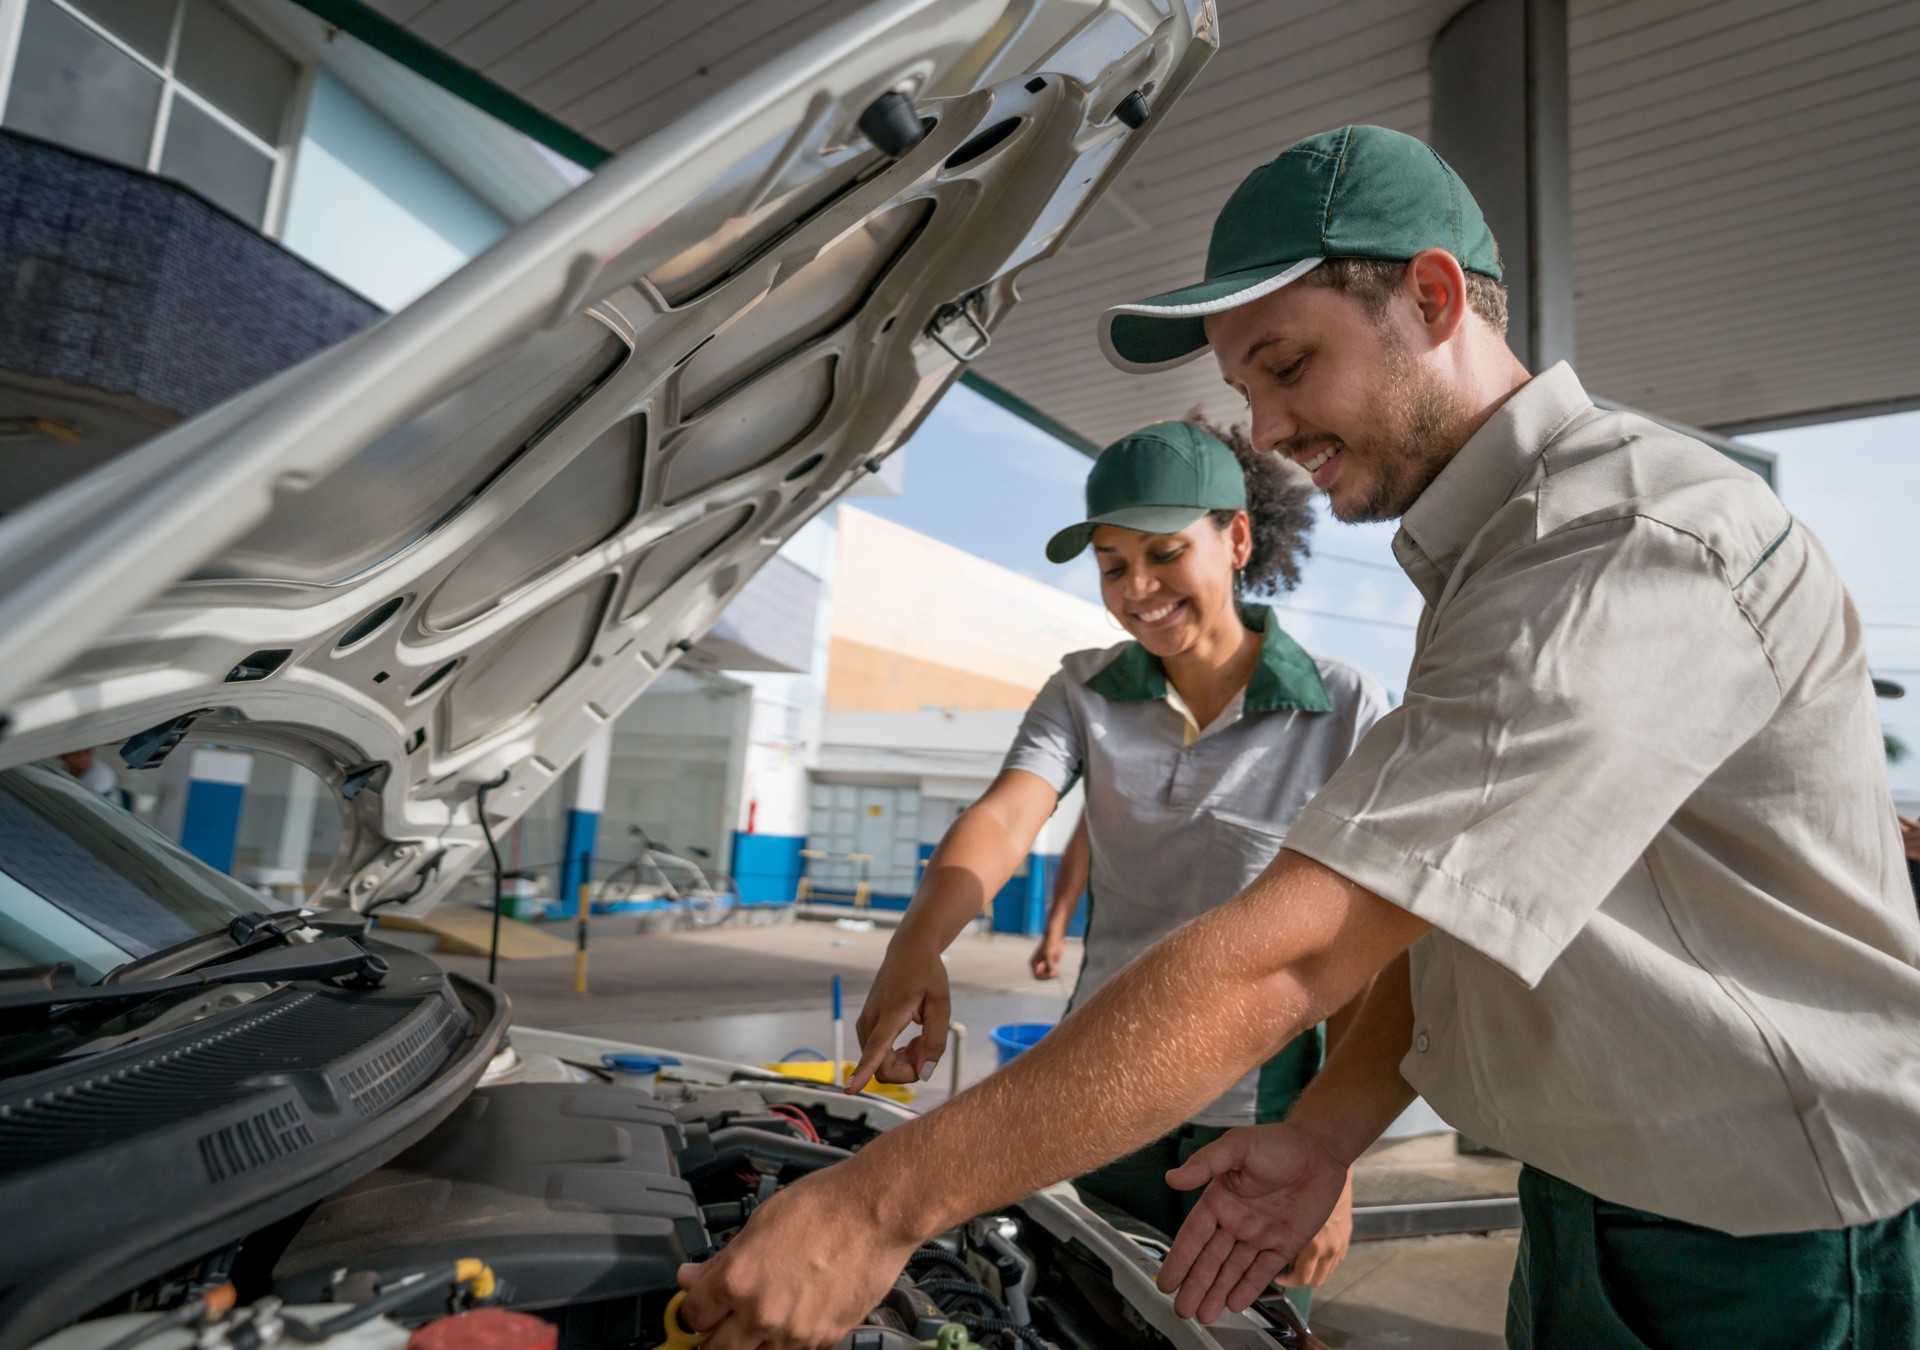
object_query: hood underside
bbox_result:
[0,0,1216,914]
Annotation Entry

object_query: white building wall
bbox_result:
[814,709,1085,852]
[280,68,508,311]
[833,506,1115,698]
[734,514,838,839]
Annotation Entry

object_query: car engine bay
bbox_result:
[31,1044,1314,1350]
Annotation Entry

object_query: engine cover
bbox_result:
[274,1083,708,1315]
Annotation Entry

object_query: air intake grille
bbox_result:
[342,999,467,1116]
[0,990,451,1176]
[198,1100,314,1182]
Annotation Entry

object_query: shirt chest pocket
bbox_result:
[1199,806,1292,902]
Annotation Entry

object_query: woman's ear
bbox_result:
[1233,510,1254,569]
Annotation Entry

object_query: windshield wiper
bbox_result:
[0,936,387,1015]
[104,908,370,984]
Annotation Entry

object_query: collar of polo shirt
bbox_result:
[1086,603,1332,714]
[1393,363,1593,605]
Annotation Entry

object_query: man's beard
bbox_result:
[1326,333,1467,523]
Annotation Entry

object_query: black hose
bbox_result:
[908,1248,1055,1348]
[701,1126,850,1172]
[908,1246,980,1282]
[679,1124,851,1181]
[913,1279,1006,1316]
[475,774,510,985]
[282,1267,458,1342]
[949,1313,1054,1349]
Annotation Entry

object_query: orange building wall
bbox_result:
[825,637,1043,713]
[828,506,1114,715]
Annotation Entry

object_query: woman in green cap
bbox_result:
[845,417,1389,1305]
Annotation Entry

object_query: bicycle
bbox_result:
[595,825,739,927]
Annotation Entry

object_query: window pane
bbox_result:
[3,0,161,168]
[0,765,263,968]
[67,0,175,64]
[174,0,295,143]
[159,94,273,225]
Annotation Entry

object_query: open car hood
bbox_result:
[0,0,1215,914]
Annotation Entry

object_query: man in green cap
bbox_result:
[680,126,1920,1349]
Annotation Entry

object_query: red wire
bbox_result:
[767,1103,821,1143]
[772,1104,818,1141]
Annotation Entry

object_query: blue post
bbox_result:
[832,974,845,1085]
[560,809,600,911]
[559,727,611,912]
[178,749,252,873]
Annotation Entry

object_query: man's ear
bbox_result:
[1403,248,1469,348]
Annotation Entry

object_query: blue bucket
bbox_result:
[989,1022,1054,1068]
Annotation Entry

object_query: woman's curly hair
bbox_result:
[1185,410,1315,596]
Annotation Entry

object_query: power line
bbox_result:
[1270,603,1419,632]
[1308,551,1405,575]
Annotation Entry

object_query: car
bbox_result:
[0,2,1323,1346]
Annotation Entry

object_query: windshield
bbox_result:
[0,765,262,981]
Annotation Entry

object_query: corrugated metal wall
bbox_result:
[1566,0,1919,429]
[364,0,872,151]
[976,0,1459,444]
[364,0,1920,438]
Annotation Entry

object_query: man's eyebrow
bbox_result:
[1240,333,1294,365]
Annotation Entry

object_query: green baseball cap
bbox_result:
[1046,422,1245,563]
[1098,125,1502,372]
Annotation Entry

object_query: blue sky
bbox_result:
[867,385,1920,796]
[865,384,1428,702]
[860,387,1110,607]
[1745,410,1920,800]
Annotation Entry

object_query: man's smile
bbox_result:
[1297,442,1343,489]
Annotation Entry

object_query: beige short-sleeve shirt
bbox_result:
[1284,363,1920,1236]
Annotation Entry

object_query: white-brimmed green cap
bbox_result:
[1098,126,1502,373]
[1046,422,1245,563]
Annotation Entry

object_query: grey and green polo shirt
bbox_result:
[1003,605,1389,1125]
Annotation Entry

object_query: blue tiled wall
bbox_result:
[0,129,382,419]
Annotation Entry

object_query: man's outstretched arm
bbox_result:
[1158,952,1419,1321]
[678,850,1430,1350]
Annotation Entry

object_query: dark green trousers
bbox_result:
[1508,1166,1920,1349]
[1076,1026,1326,1316]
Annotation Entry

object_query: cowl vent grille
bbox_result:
[199,1100,314,1182]
[0,990,448,1175]
[343,1001,467,1116]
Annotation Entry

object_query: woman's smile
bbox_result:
[1131,597,1189,630]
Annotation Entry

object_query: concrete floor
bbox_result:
[423,912,1515,1346]
[429,912,1073,1107]
[1352,1133,1521,1207]
[1310,1232,1515,1349]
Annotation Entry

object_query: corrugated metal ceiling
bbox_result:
[1567,0,1918,431]
[360,0,1920,440]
